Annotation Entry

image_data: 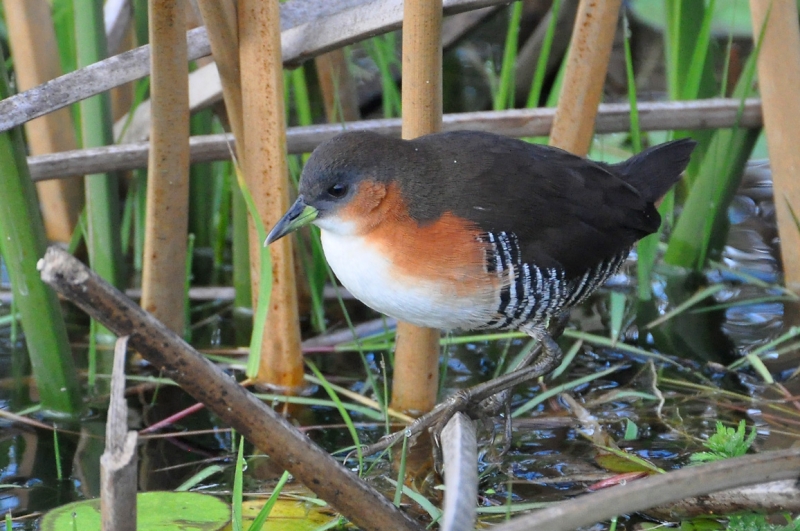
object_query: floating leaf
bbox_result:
[40,491,230,531]
[236,499,336,531]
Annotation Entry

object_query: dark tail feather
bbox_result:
[615,138,697,202]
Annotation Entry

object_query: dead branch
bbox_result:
[28,98,763,182]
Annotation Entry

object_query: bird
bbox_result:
[266,130,695,421]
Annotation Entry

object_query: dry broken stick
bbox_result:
[101,336,137,531]
[27,98,763,183]
[37,246,423,531]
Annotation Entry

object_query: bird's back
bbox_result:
[402,131,695,278]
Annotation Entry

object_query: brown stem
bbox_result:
[391,0,444,416]
[238,0,304,392]
[549,0,622,155]
[141,0,191,334]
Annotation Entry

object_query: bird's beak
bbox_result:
[265,196,319,245]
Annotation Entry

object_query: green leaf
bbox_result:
[623,418,639,441]
[231,159,273,378]
[233,436,246,531]
[689,420,757,463]
[630,0,756,38]
[240,498,335,531]
[39,492,230,530]
[595,445,664,474]
[247,471,291,531]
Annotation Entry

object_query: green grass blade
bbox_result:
[184,233,195,341]
[512,365,622,417]
[232,184,252,311]
[188,109,215,248]
[53,428,63,480]
[384,478,443,522]
[550,339,583,380]
[664,0,718,101]
[232,436,245,531]
[562,330,683,367]
[645,284,726,329]
[230,159,272,378]
[247,470,291,531]
[212,157,233,273]
[622,12,642,154]
[176,465,225,491]
[682,0,717,100]
[609,291,627,346]
[75,0,124,293]
[526,0,561,108]
[368,35,401,118]
[728,326,800,370]
[494,2,523,111]
[0,49,81,415]
[306,360,364,474]
[393,434,409,507]
[664,14,765,270]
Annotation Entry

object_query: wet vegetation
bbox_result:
[1,0,800,530]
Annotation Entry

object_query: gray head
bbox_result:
[266,131,410,243]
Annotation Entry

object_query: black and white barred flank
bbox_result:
[479,231,626,331]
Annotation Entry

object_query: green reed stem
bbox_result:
[189,109,215,248]
[53,428,63,480]
[75,0,124,293]
[665,20,764,270]
[526,0,561,108]
[494,2,523,110]
[0,50,80,415]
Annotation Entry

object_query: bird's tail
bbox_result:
[614,138,697,202]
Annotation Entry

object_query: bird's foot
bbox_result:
[360,330,565,472]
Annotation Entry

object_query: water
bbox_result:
[0,162,794,529]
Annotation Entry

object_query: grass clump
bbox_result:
[727,514,800,531]
[690,420,757,463]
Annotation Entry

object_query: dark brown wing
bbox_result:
[403,131,692,277]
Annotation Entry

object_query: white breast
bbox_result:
[320,229,496,330]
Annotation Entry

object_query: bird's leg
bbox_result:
[475,313,570,452]
[427,329,565,471]
[360,315,569,465]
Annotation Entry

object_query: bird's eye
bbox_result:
[327,183,348,198]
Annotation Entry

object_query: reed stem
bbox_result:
[0,50,80,415]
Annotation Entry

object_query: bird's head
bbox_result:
[266,132,407,245]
